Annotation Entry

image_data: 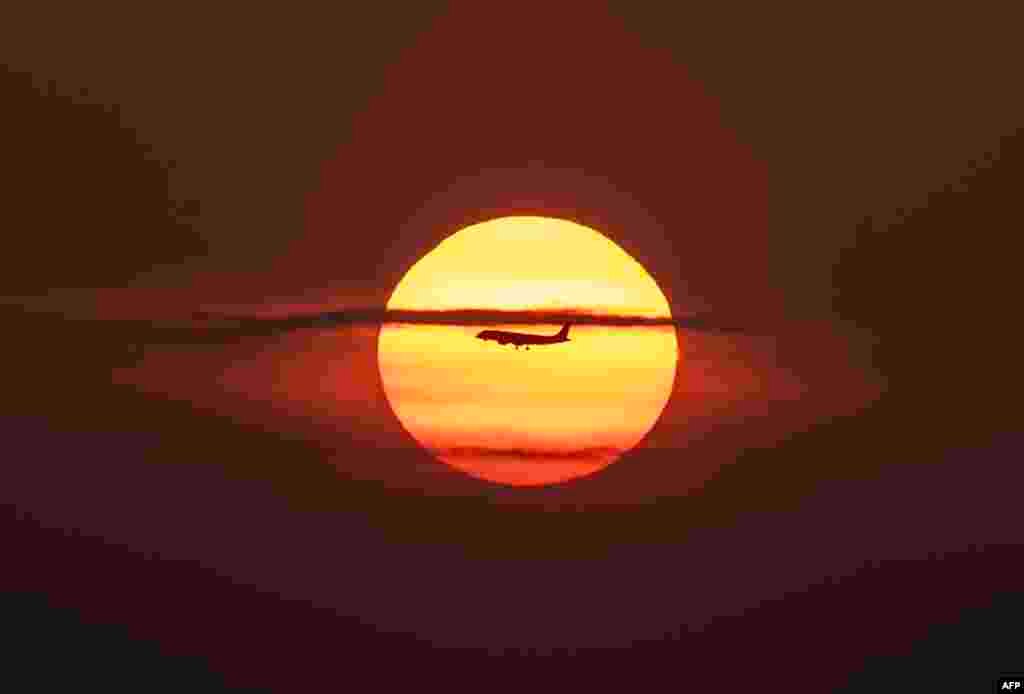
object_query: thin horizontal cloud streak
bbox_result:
[199,307,755,331]
[437,446,624,462]
[53,307,762,355]
[387,381,674,409]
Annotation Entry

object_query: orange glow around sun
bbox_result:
[377,216,678,486]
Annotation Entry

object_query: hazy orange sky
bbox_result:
[26,0,893,499]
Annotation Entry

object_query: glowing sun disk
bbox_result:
[377,216,678,486]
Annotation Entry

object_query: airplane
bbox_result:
[475,323,571,350]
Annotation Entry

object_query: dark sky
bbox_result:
[2,2,1023,691]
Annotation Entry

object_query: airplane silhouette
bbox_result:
[475,323,571,350]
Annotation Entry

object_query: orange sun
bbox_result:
[377,216,678,486]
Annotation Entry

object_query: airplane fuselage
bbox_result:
[475,323,571,350]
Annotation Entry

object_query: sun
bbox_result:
[377,216,678,486]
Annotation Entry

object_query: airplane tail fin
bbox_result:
[557,322,571,340]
